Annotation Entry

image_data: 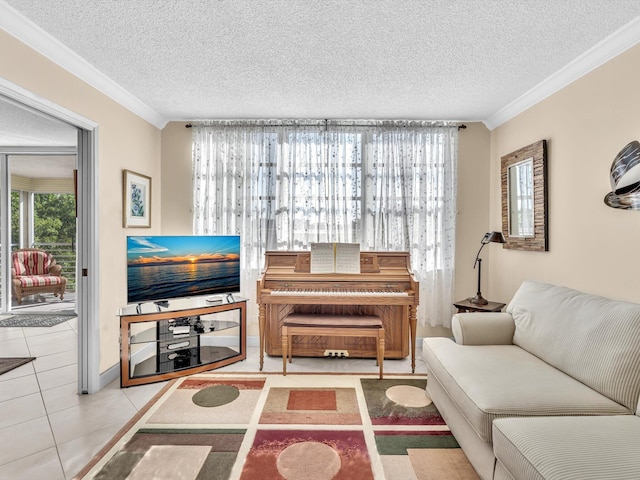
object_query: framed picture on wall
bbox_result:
[123,169,151,228]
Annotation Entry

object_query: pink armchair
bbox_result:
[11,248,67,305]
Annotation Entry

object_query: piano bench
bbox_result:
[281,314,385,379]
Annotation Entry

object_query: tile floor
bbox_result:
[0,316,427,480]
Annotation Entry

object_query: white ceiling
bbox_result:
[0,98,77,147]
[2,0,640,137]
[10,155,76,178]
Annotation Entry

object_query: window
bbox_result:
[192,120,459,327]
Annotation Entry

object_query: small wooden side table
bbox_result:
[453,298,506,313]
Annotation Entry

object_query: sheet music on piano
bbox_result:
[310,243,335,273]
[310,242,361,274]
[335,243,361,274]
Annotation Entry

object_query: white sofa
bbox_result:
[422,281,640,480]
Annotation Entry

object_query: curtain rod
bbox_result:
[185,122,467,130]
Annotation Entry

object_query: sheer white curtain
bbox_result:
[362,122,458,327]
[275,123,361,248]
[192,121,275,321]
[192,120,458,327]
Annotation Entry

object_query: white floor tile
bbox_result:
[120,380,167,410]
[33,349,77,373]
[0,336,30,357]
[0,416,56,466]
[42,378,143,416]
[0,374,40,403]
[36,363,77,391]
[0,392,47,430]
[0,447,65,480]
[0,327,25,341]
[48,391,137,445]
[25,330,77,357]
[41,382,84,415]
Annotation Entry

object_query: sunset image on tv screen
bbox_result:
[127,235,240,303]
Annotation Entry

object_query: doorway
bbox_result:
[0,78,100,394]
[5,154,78,315]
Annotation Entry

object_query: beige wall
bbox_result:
[160,122,193,234]
[1,31,162,372]
[454,122,492,308]
[160,121,492,338]
[488,43,640,305]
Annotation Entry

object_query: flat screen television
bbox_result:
[127,235,240,304]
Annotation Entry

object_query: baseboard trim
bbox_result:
[99,362,120,390]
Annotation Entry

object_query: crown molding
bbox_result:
[484,16,640,131]
[0,2,168,129]
[0,75,97,131]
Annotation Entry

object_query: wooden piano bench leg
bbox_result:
[282,326,288,376]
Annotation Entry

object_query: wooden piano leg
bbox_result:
[409,305,417,373]
[378,329,385,379]
[282,326,288,376]
[258,303,266,372]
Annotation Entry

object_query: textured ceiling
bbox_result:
[3,0,640,129]
[0,99,77,147]
[10,155,76,178]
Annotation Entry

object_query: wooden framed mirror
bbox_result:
[501,140,548,251]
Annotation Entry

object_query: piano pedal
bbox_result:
[324,350,349,358]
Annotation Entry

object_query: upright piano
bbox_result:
[256,250,419,372]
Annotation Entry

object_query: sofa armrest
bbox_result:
[452,312,515,345]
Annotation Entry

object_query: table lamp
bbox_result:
[470,231,506,305]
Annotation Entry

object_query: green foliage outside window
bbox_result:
[34,193,76,244]
[10,191,19,245]
[10,192,76,245]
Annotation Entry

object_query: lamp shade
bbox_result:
[484,231,506,244]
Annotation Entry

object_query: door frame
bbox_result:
[0,77,100,394]
[1,146,77,310]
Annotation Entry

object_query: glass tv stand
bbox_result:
[118,295,246,387]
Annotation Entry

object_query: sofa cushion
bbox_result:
[423,337,630,444]
[493,416,640,480]
[16,275,65,288]
[507,281,640,412]
[12,258,26,276]
[13,250,51,276]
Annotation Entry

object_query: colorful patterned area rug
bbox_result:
[75,375,479,480]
